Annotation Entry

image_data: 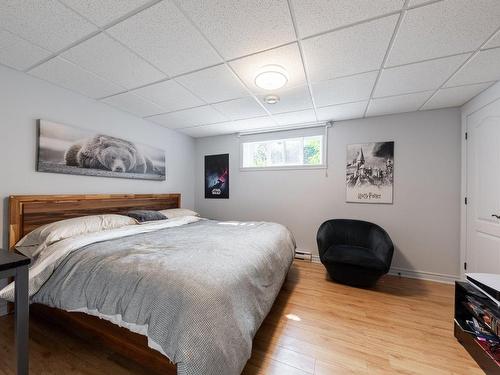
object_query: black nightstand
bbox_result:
[0,250,30,375]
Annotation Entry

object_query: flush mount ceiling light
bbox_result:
[254,65,288,91]
[264,95,280,104]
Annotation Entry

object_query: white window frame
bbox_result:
[239,132,327,171]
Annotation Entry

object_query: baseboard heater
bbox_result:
[294,250,312,261]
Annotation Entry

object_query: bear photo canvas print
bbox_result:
[37,120,166,181]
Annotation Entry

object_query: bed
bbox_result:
[1,194,295,375]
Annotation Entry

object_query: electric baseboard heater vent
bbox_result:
[294,250,313,261]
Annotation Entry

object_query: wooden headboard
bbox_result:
[8,194,181,250]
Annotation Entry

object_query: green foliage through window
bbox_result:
[242,135,323,168]
[253,144,267,167]
[303,137,321,165]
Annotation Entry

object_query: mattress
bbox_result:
[0,217,295,375]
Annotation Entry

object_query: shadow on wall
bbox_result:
[2,196,8,249]
[392,244,413,271]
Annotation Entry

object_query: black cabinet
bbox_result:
[0,250,30,375]
[455,281,500,375]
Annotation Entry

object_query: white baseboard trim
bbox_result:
[308,254,459,284]
[0,301,7,317]
[388,267,459,284]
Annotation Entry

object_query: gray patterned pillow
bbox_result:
[126,210,167,223]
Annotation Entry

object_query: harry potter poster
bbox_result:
[346,142,394,204]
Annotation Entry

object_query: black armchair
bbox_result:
[317,219,394,287]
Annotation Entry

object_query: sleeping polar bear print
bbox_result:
[65,135,155,174]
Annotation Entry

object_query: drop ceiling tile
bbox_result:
[366,91,433,117]
[180,116,277,137]
[316,101,368,122]
[387,0,500,66]
[273,109,316,126]
[446,48,500,87]
[0,0,97,52]
[229,43,307,94]
[374,53,470,97]
[303,15,398,82]
[29,57,124,98]
[259,85,313,114]
[177,124,227,138]
[148,105,228,129]
[291,0,403,38]
[212,97,267,121]
[228,116,277,132]
[131,80,205,112]
[102,92,165,117]
[177,0,295,59]
[408,0,432,5]
[61,33,165,89]
[60,0,151,27]
[107,1,221,76]
[0,29,51,70]
[313,71,378,107]
[422,82,494,110]
[176,64,248,103]
[484,31,500,49]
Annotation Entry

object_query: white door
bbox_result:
[466,104,500,273]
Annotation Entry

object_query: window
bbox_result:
[241,135,324,169]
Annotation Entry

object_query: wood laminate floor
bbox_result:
[0,261,483,374]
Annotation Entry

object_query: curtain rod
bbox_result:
[237,120,334,137]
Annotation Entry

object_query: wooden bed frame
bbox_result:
[9,194,180,375]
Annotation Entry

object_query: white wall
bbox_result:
[0,66,195,314]
[195,109,462,281]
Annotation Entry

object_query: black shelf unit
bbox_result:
[455,281,500,375]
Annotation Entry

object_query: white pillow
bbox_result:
[16,214,137,259]
[158,208,199,219]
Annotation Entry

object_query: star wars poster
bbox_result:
[346,142,394,204]
[205,154,229,199]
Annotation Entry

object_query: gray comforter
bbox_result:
[32,219,295,375]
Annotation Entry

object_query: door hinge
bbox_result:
[465,197,468,205]
[464,262,467,271]
[465,132,468,140]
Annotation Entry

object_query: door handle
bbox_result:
[492,214,500,220]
